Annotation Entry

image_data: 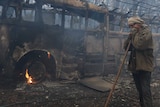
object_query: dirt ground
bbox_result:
[0,71,160,107]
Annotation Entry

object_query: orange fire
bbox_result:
[47,51,51,59]
[25,69,33,84]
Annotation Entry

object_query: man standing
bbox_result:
[124,16,154,107]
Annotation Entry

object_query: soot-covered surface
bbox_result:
[0,72,160,107]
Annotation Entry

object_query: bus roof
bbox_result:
[43,0,108,22]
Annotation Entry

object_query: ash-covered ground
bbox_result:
[0,70,160,107]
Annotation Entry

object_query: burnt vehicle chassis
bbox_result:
[0,0,108,84]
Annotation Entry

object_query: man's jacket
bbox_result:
[124,24,154,72]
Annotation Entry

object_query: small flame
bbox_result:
[25,69,33,84]
[47,51,51,59]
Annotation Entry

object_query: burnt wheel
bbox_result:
[14,50,56,84]
[25,60,46,84]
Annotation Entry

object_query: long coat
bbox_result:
[124,24,154,72]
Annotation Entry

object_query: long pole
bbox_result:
[104,41,131,107]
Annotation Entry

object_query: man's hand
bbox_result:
[130,28,137,35]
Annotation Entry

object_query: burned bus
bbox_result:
[0,0,110,84]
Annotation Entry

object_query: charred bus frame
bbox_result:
[0,0,109,83]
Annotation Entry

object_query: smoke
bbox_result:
[0,25,9,63]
